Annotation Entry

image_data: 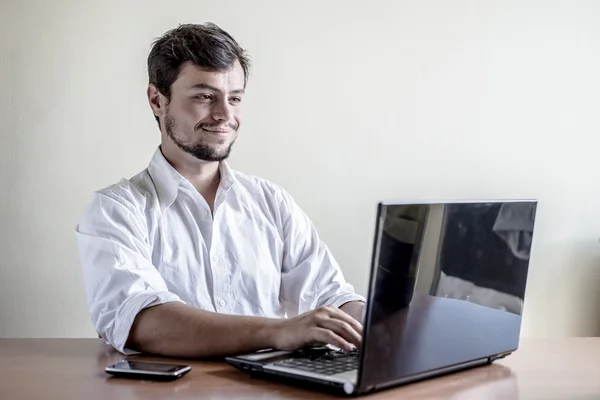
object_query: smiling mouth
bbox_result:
[202,128,232,134]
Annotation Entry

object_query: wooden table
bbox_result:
[0,338,598,399]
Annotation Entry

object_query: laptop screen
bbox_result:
[359,201,536,391]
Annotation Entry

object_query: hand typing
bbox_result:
[270,306,363,352]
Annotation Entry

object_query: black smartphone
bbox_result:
[105,360,191,381]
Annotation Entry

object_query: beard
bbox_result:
[164,112,237,162]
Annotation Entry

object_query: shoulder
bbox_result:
[97,170,157,209]
[230,169,291,204]
[80,169,159,225]
[228,169,304,223]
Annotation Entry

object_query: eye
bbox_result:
[194,94,213,101]
[230,96,242,104]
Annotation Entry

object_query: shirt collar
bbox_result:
[148,147,236,210]
[218,159,236,192]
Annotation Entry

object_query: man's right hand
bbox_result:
[270,305,363,352]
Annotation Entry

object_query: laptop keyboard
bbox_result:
[273,349,360,376]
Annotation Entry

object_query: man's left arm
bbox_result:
[276,188,366,322]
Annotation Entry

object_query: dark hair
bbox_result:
[148,23,250,124]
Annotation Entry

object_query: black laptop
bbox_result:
[226,200,537,395]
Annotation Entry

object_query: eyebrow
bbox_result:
[189,83,245,95]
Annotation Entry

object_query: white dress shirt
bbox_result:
[76,148,364,353]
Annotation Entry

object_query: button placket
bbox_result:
[210,219,227,311]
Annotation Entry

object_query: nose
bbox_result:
[211,98,233,122]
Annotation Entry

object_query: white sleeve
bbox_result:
[75,191,183,354]
[277,189,364,316]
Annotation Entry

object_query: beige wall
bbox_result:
[1,0,599,338]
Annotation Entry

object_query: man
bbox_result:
[76,23,365,358]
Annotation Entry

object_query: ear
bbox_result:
[147,84,166,120]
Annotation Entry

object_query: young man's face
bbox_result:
[154,60,245,162]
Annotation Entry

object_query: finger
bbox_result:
[312,328,353,351]
[325,306,364,335]
[317,318,362,349]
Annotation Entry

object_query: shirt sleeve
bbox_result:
[75,190,184,354]
[277,189,365,316]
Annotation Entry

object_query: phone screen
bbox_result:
[114,361,186,373]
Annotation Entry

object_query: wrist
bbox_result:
[258,317,284,350]
[339,301,366,323]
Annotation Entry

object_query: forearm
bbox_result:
[126,302,280,358]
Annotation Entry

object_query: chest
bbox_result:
[147,192,286,313]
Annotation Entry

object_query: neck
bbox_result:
[160,144,221,210]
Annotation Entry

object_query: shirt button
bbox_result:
[212,255,219,262]
[203,210,210,218]
[219,299,226,307]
